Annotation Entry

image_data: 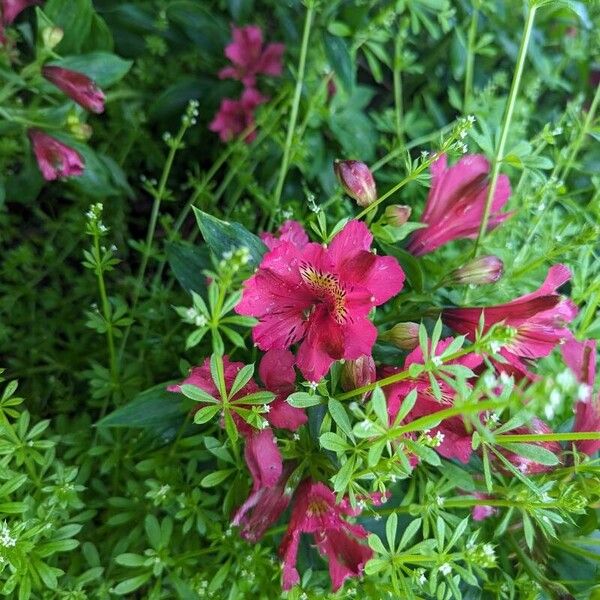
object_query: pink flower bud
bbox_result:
[450,256,504,285]
[340,355,376,393]
[333,159,377,207]
[385,204,411,226]
[42,66,105,114]
[380,322,419,351]
[28,129,84,181]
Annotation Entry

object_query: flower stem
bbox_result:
[270,1,315,226]
[393,30,405,146]
[495,432,600,443]
[473,4,537,255]
[463,1,479,111]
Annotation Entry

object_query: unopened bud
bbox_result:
[334,159,377,207]
[450,256,504,285]
[380,322,419,351]
[42,27,64,49]
[385,204,411,226]
[340,355,376,393]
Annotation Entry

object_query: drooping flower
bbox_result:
[334,160,377,207]
[28,129,84,181]
[1,0,40,25]
[42,66,105,113]
[236,220,405,381]
[218,25,284,88]
[209,87,267,143]
[279,480,373,591]
[562,338,600,455]
[260,220,309,251]
[443,265,578,379]
[386,338,483,463]
[407,154,511,256]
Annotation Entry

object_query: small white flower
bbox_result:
[439,563,451,576]
[308,381,318,391]
[467,115,476,123]
[292,433,300,441]
[436,496,445,507]
[431,356,442,367]
[578,383,592,401]
[0,522,16,547]
[482,543,495,558]
[262,404,271,413]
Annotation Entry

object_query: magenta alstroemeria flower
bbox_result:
[28,129,84,181]
[42,66,105,113]
[407,154,511,256]
[259,349,307,430]
[279,480,373,591]
[1,0,40,24]
[236,220,405,381]
[444,265,578,379]
[219,25,284,87]
[562,339,600,455]
[209,87,267,143]
[260,220,309,251]
[386,338,483,463]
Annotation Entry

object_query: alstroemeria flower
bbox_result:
[562,338,600,455]
[385,338,483,463]
[209,87,267,142]
[279,480,372,591]
[443,265,578,379]
[236,220,405,381]
[260,220,309,251]
[407,154,511,256]
[219,25,284,87]
[42,66,105,113]
[28,129,84,181]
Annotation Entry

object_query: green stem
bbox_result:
[393,31,404,146]
[270,1,314,224]
[496,432,600,443]
[463,2,479,111]
[473,4,537,254]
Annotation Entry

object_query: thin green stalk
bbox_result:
[496,432,600,443]
[473,4,537,254]
[463,2,479,111]
[393,31,404,146]
[270,1,315,225]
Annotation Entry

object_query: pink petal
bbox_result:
[244,428,282,490]
[259,349,296,392]
[328,220,372,267]
[257,42,285,76]
[562,339,596,387]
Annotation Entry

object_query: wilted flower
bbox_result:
[218,25,284,88]
[450,256,504,285]
[42,66,105,113]
[279,480,373,591]
[340,355,376,393]
[444,265,578,379]
[209,87,267,143]
[236,220,405,381]
[379,322,419,350]
[407,154,511,256]
[28,129,84,181]
[334,160,377,207]
[385,204,411,226]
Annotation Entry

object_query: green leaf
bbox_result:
[501,443,559,466]
[166,242,211,295]
[50,52,132,86]
[367,533,387,555]
[287,392,323,408]
[394,389,417,424]
[324,33,354,91]
[193,208,266,267]
[180,384,218,404]
[115,553,147,567]
[45,0,93,54]
[229,364,255,399]
[328,398,352,437]
[113,574,152,595]
[320,432,349,452]
[193,405,220,425]
[201,469,235,488]
[386,513,398,549]
[371,387,388,426]
[232,391,275,405]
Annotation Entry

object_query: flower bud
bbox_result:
[450,256,504,285]
[380,322,419,351]
[385,204,411,226]
[334,159,377,207]
[42,26,63,49]
[340,355,376,393]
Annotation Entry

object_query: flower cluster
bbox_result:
[209,24,284,142]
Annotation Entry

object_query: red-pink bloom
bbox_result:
[386,338,483,463]
[28,129,84,181]
[443,265,578,379]
[562,339,600,455]
[279,480,372,591]
[42,66,105,113]
[407,154,511,256]
[209,87,266,143]
[1,0,40,24]
[219,25,284,87]
[236,220,405,381]
[334,160,377,207]
[472,495,497,521]
[341,354,376,393]
[260,220,309,251]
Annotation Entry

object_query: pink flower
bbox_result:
[42,66,105,113]
[279,480,372,591]
[258,349,307,430]
[28,129,84,181]
[340,354,376,393]
[236,220,405,381]
[562,339,600,455]
[260,220,309,251]
[471,493,497,521]
[407,154,511,256]
[386,338,483,463]
[1,0,40,25]
[209,87,266,143]
[219,25,284,88]
[444,265,578,379]
[333,160,377,207]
